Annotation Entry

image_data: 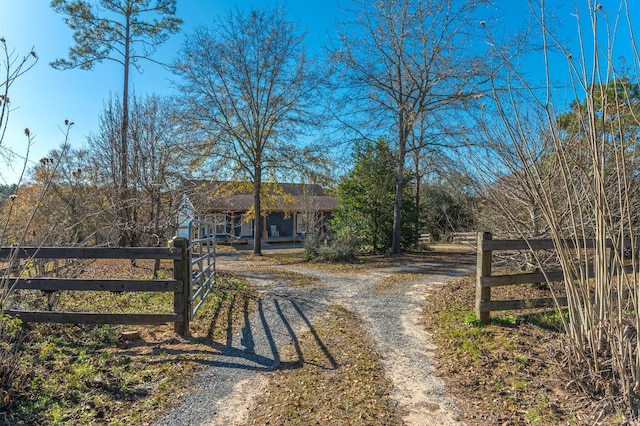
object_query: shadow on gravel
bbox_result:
[140,295,337,374]
[196,296,336,372]
[290,300,338,370]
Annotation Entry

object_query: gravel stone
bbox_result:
[156,251,474,426]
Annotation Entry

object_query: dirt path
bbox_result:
[156,253,475,425]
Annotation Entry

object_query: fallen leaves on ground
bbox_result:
[422,275,626,425]
[247,305,404,425]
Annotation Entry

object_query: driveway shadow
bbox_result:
[199,295,335,371]
[139,294,335,373]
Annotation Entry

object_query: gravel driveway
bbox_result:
[156,252,475,426]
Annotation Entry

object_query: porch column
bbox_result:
[263,215,268,239]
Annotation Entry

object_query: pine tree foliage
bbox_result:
[332,138,416,253]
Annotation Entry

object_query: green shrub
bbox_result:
[317,239,356,262]
[303,236,321,260]
[304,234,358,263]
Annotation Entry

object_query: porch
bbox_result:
[210,211,331,244]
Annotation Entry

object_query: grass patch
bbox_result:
[252,253,307,265]
[527,310,569,331]
[422,275,621,424]
[3,260,258,425]
[247,305,403,425]
[8,323,192,426]
[217,260,322,288]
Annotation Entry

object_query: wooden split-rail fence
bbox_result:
[1,220,216,336]
[476,231,639,324]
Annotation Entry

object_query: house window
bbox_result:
[241,214,253,236]
[213,213,228,235]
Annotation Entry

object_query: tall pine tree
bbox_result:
[51,0,181,246]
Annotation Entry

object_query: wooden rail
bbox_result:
[474,232,633,324]
[0,246,184,259]
[1,239,194,335]
[450,231,477,245]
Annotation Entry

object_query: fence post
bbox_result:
[173,238,191,336]
[476,231,492,325]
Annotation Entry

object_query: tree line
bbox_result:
[1,0,484,255]
[6,0,639,259]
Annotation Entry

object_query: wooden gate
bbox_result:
[186,219,217,319]
[1,219,217,336]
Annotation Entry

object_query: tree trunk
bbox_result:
[119,6,132,247]
[414,154,421,239]
[253,169,262,255]
[153,192,161,277]
[392,127,408,255]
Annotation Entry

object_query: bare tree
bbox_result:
[86,95,127,245]
[28,144,98,245]
[88,94,186,247]
[174,5,323,255]
[129,95,187,247]
[477,1,640,418]
[296,183,324,238]
[0,38,37,170]
[51,0,181,246]
[331,0,487,254]
[0,40,86,412]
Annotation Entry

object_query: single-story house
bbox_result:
[182,181,338,243]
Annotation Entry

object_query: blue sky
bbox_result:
[0,0,341,183]
[0,1,638,185]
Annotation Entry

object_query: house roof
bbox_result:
[182,181,339,213]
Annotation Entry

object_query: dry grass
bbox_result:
[4,260,258,425]
[236,247,473,276]
[219,263,322,288]
[247,305,403,425]
[373,273,420,293]
[422,275,627,425]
